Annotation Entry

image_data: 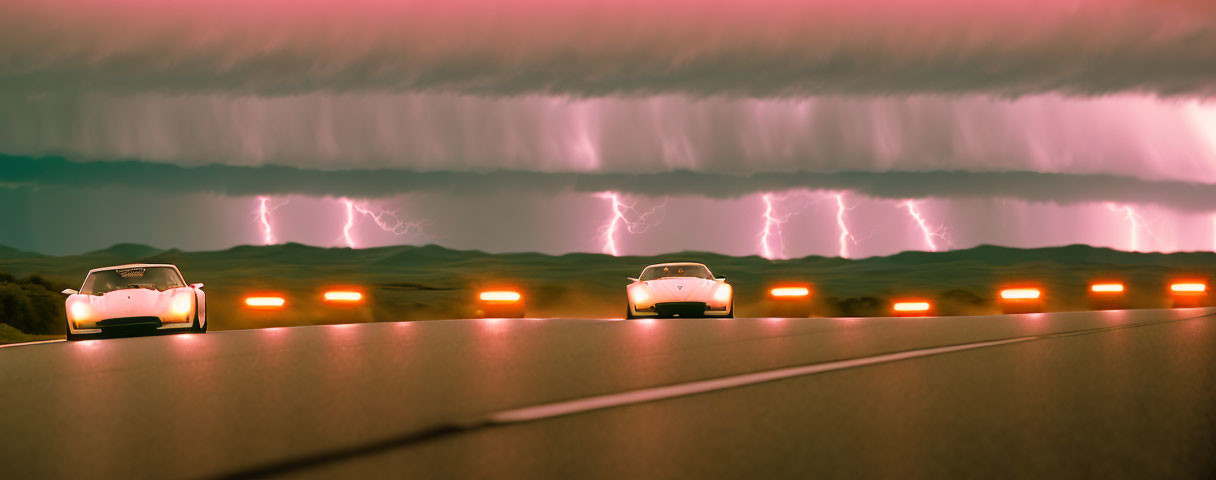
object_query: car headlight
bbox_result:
[629,286,650,307]
[68,301,94,324]
[713,284,732,304]
[169,293,193,317]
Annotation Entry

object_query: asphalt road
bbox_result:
[3,309,1215,479]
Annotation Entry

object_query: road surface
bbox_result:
[2,309,1214,478]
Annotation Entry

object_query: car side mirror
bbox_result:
[715,277,727,283]
[191,283,205,290]
[627,277,639,283]
[61,289,78,295]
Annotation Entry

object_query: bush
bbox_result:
[20,283,65,334]
[825,296,887,317]
[0,283,38,332]
[936,288,993,316]
[0,272,67,335]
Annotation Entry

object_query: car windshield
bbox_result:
[81,267,185,295]
[640,264,714,281]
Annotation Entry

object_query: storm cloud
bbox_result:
[5,0,1216,256]
[2,0,1216,97]
[6,155,1216,212]
[2,93,1215,184]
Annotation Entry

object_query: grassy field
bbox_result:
[2,242,1215,340]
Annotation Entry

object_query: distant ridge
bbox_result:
[82,243,166,261]
[867,243,1212,268]
[137,241,1216,270]
[0,244,43,260]
[5,241,1214,266]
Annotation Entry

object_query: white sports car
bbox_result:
[626,262,733,319]
[63,264,207,340]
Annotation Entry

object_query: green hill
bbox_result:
[0,245,42,260]
[84,243,166,261]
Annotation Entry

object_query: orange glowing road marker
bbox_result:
[323,290,364,302]
[244,296,286,309]
[892,301,932,313]
[1000,288,1042,300]
[479,290,522,302]
[770,287,810,298]
[1089,283,1125,293]
[476,289,526,318]
[1170,283,1207,293]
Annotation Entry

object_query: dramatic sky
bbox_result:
[3,0,1216,257]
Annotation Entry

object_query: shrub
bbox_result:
[0,272,67,335]
[937,288,993,316]
[0,283,38,332]
[825,296,887,317]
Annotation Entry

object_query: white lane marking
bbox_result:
[0,339,65,349]
[490,336,1034,423]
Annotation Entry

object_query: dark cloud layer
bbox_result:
[5,155,1215,212]
[3,93,1213,184]
[2,1,1216,97]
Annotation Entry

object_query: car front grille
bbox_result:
[654,302,709,318]
[97,316,163,328]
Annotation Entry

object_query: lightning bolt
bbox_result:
[258,197,275,245]
[342,199,358,248]
[834,193,856,259]
[598,192,667,256]
[1106,203,1160,252]
[341,198,424,249]
[903,200,948,252]
[758,191,821,260]
[760,194,785,259]
[254,196,287,245]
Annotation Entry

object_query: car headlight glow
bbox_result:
[169,293,193,317]
[69,301,93,323]
[713,284,732,304]
[629,286,650,306]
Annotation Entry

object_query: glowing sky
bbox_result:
[2,0,1216,257]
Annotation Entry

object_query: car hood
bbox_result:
[76,287,189,318]
[638,278,718,302]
